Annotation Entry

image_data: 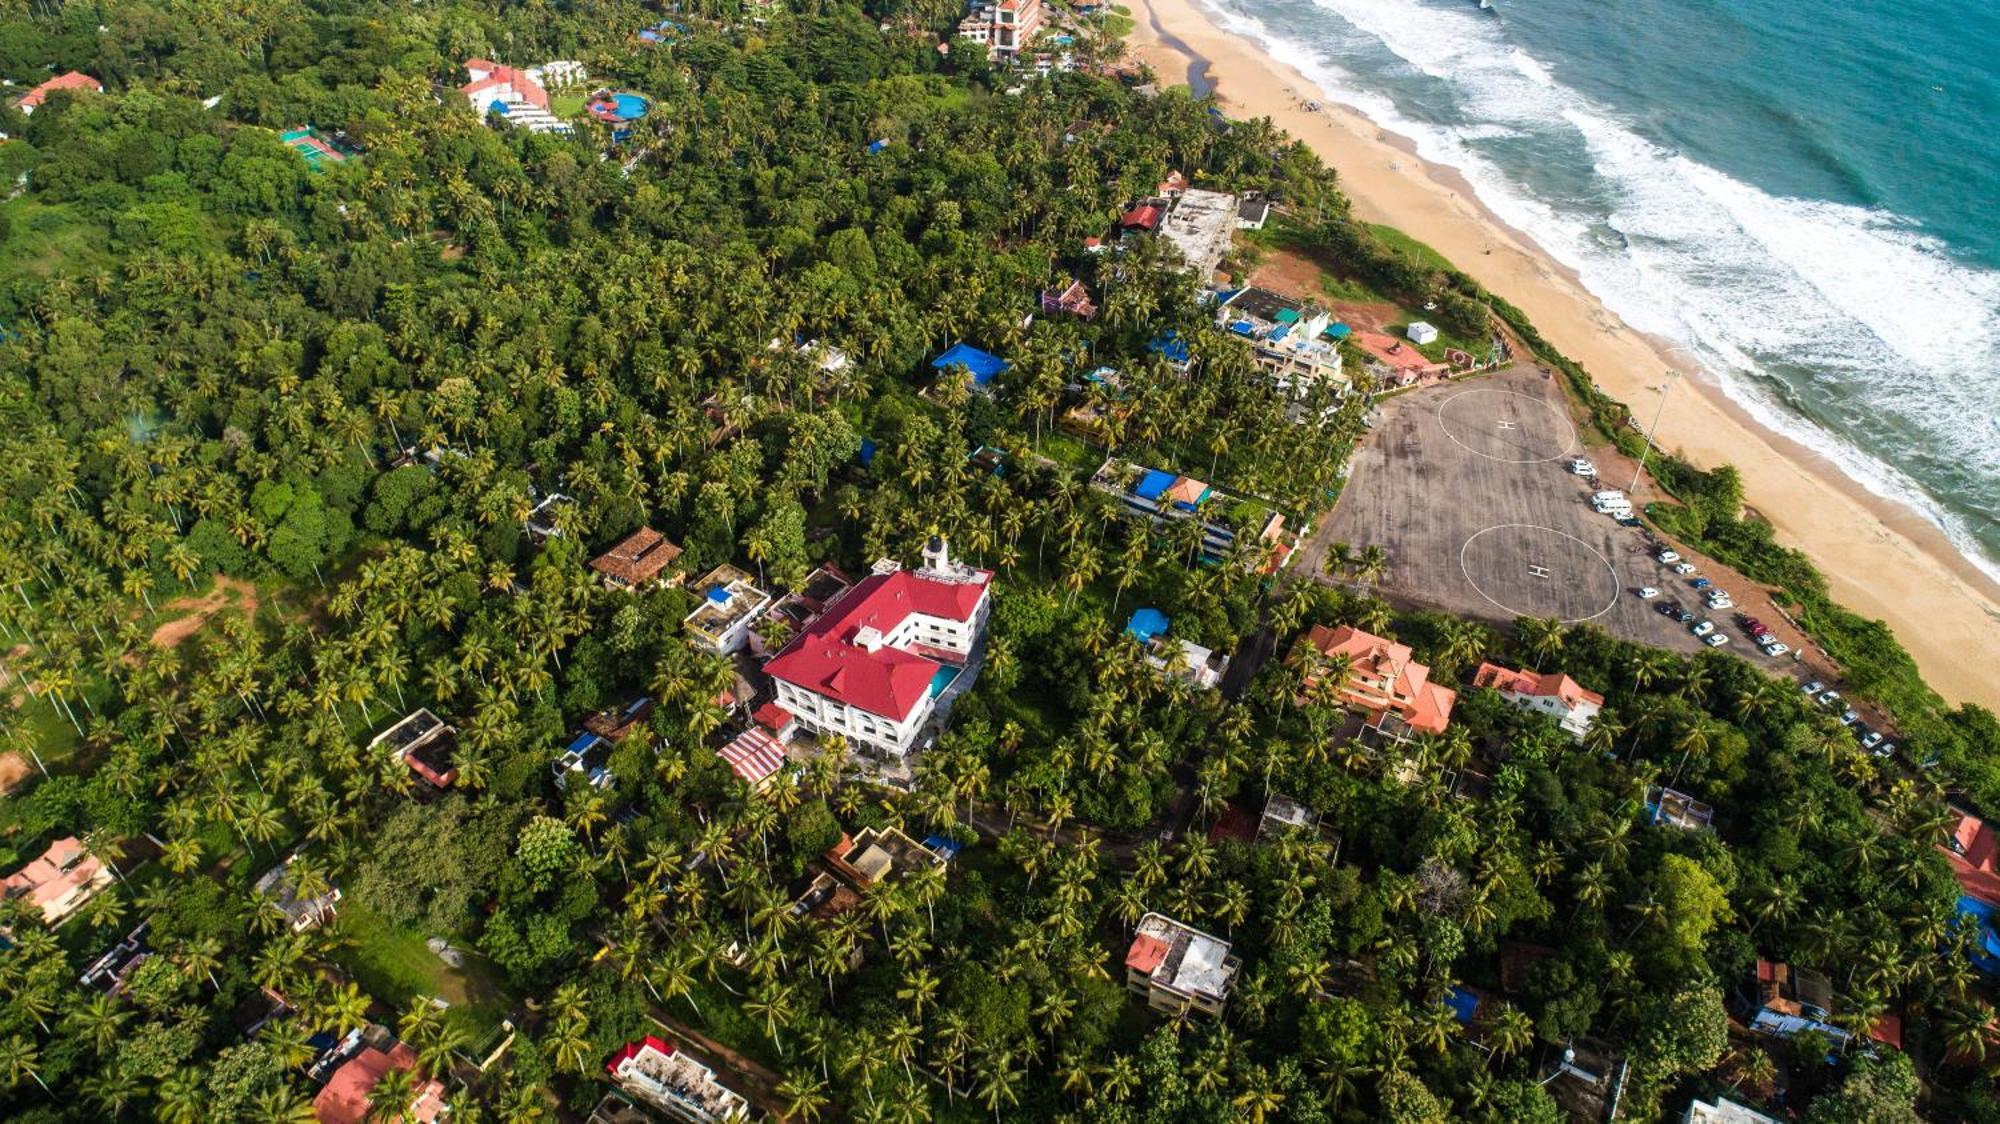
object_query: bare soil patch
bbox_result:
[151,576,262,649]
[0,751,32,794]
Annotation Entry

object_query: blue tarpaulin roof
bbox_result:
[923,835,964,859]
[1444,987,1479,1024]
[705,585,730,603]
[1126,608,1169,643]
[566,731,602,754]
[932,343,1008,386]
[1149,332,1191,363]
[1133,469,1176,501]
[857,438,876,466]
[868,138,889,154]
[1228,320,1255,336]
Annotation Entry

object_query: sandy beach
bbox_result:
[1124,0,2000,709]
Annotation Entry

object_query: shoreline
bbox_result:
[1124,0,2000,709]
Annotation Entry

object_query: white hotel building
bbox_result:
[763,538,991,758]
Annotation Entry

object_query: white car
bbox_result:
[1706,596,1734,610]
[1636,587,1661,599]
[1691,620,1715,637]
[1760,641,1790,657]
[1703,633,1730,647]
[1672,562,1698,575]
[1570,458,1597,476]
[1657,549,1681,564]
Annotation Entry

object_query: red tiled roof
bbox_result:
[754,702,794,734]
[1943,812,2000,906]
[1301,624,1456,735]
[18,71,100,110]
[1,836,106,914]
[590,527,682,586]
[763,568,990,721]
[1126,933,1169,973]
[1472,662,1605,710]
[315,1042,441,1124]
[606,1035,675,1075]
[460,63,549,111]
[718,729,786,788]
[1870,1014,1904,1051]
[1120,203,1163,230]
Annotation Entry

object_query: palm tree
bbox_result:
[778,1070,831,1122]
[974,1049,1021,1123]
[0,1034,51,1097]
[1489,1004,1533,1060]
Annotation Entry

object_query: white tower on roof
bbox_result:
[922,535,951,574]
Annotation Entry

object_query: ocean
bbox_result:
[1193,0,2000,580]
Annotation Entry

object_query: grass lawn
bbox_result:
[551,93,587,118]
[331,899,512,1038]
[0,198,119,284]
[1364,221,1458,274]
[1038,430,1099,472]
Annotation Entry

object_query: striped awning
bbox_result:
[718,729,785,788]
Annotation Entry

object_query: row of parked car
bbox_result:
[1799,679,1900,759]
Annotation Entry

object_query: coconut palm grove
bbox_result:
[1,2,1999,1123]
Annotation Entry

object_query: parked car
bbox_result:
[1738,615,1764,631]
[1675,609,1698,624]
[1876,742,1898,760]
[1801,679,1824,694]
[1656,600,1681,616]
[1840,709,1860,726]
[1570,458,1598,476]
[1860,730,1884,750]
[1690,577,1713,590]
[1692,620,1715,637]
[1703,633,1730,647]
[1673,562,1698,575]
[1617,517,1643,527]
[1657,549,1682,564]
[1760,641,1790,657]
[1637,587,1660,599]
[1817,690,1842,707]
[1706,595,1734,610]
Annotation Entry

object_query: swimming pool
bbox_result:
[612,93,648,120]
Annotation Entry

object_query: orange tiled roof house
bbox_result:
[1293,624,1455,740]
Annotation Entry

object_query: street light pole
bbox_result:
[1628,370,1678,496]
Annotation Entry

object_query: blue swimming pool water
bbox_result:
[613,93,649,120]
[928,665,961,697]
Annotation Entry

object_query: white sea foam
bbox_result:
[1195,0,2000,582]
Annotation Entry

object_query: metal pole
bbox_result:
[1628,370,1679,496]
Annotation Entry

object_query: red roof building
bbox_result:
[460,60,549,113]
[1120,203,1164,231]
[589,527,683,590]
[605,1035,750,1123]
[313,1041,445,1124]
[764,538,991,757]
[1,836,113,926]
[1944,811,2000,906]
[1294,624,1455,738]
[16,71,101,115]
[1472,661,1605,739]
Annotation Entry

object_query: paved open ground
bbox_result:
[1319,366,1715,655]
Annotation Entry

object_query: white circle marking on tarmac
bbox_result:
[1435,387,1580,464]
[1458,523,1621,623]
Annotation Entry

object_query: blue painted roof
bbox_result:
[706,584,730,604]
[1444,986,1479,1024]
[1133,469,1176,501]
[923,835,964,859]
[1325,323,1352,339]
[932,343,1008,385]
[858,438,877,466]
[566,731,602,754]
[1149,332,1191,363]
[1126,608,1169,643]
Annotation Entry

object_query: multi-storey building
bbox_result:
[1124,912,1241,1018]
[1471,661,1604,740]
[763,538,991,758]
[1293,624,1456,739]
[957,0,1044,61]
[684,565,774,655]
[1215,286,1348,400]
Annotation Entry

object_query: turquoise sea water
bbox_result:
[1197,0,2000,577]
